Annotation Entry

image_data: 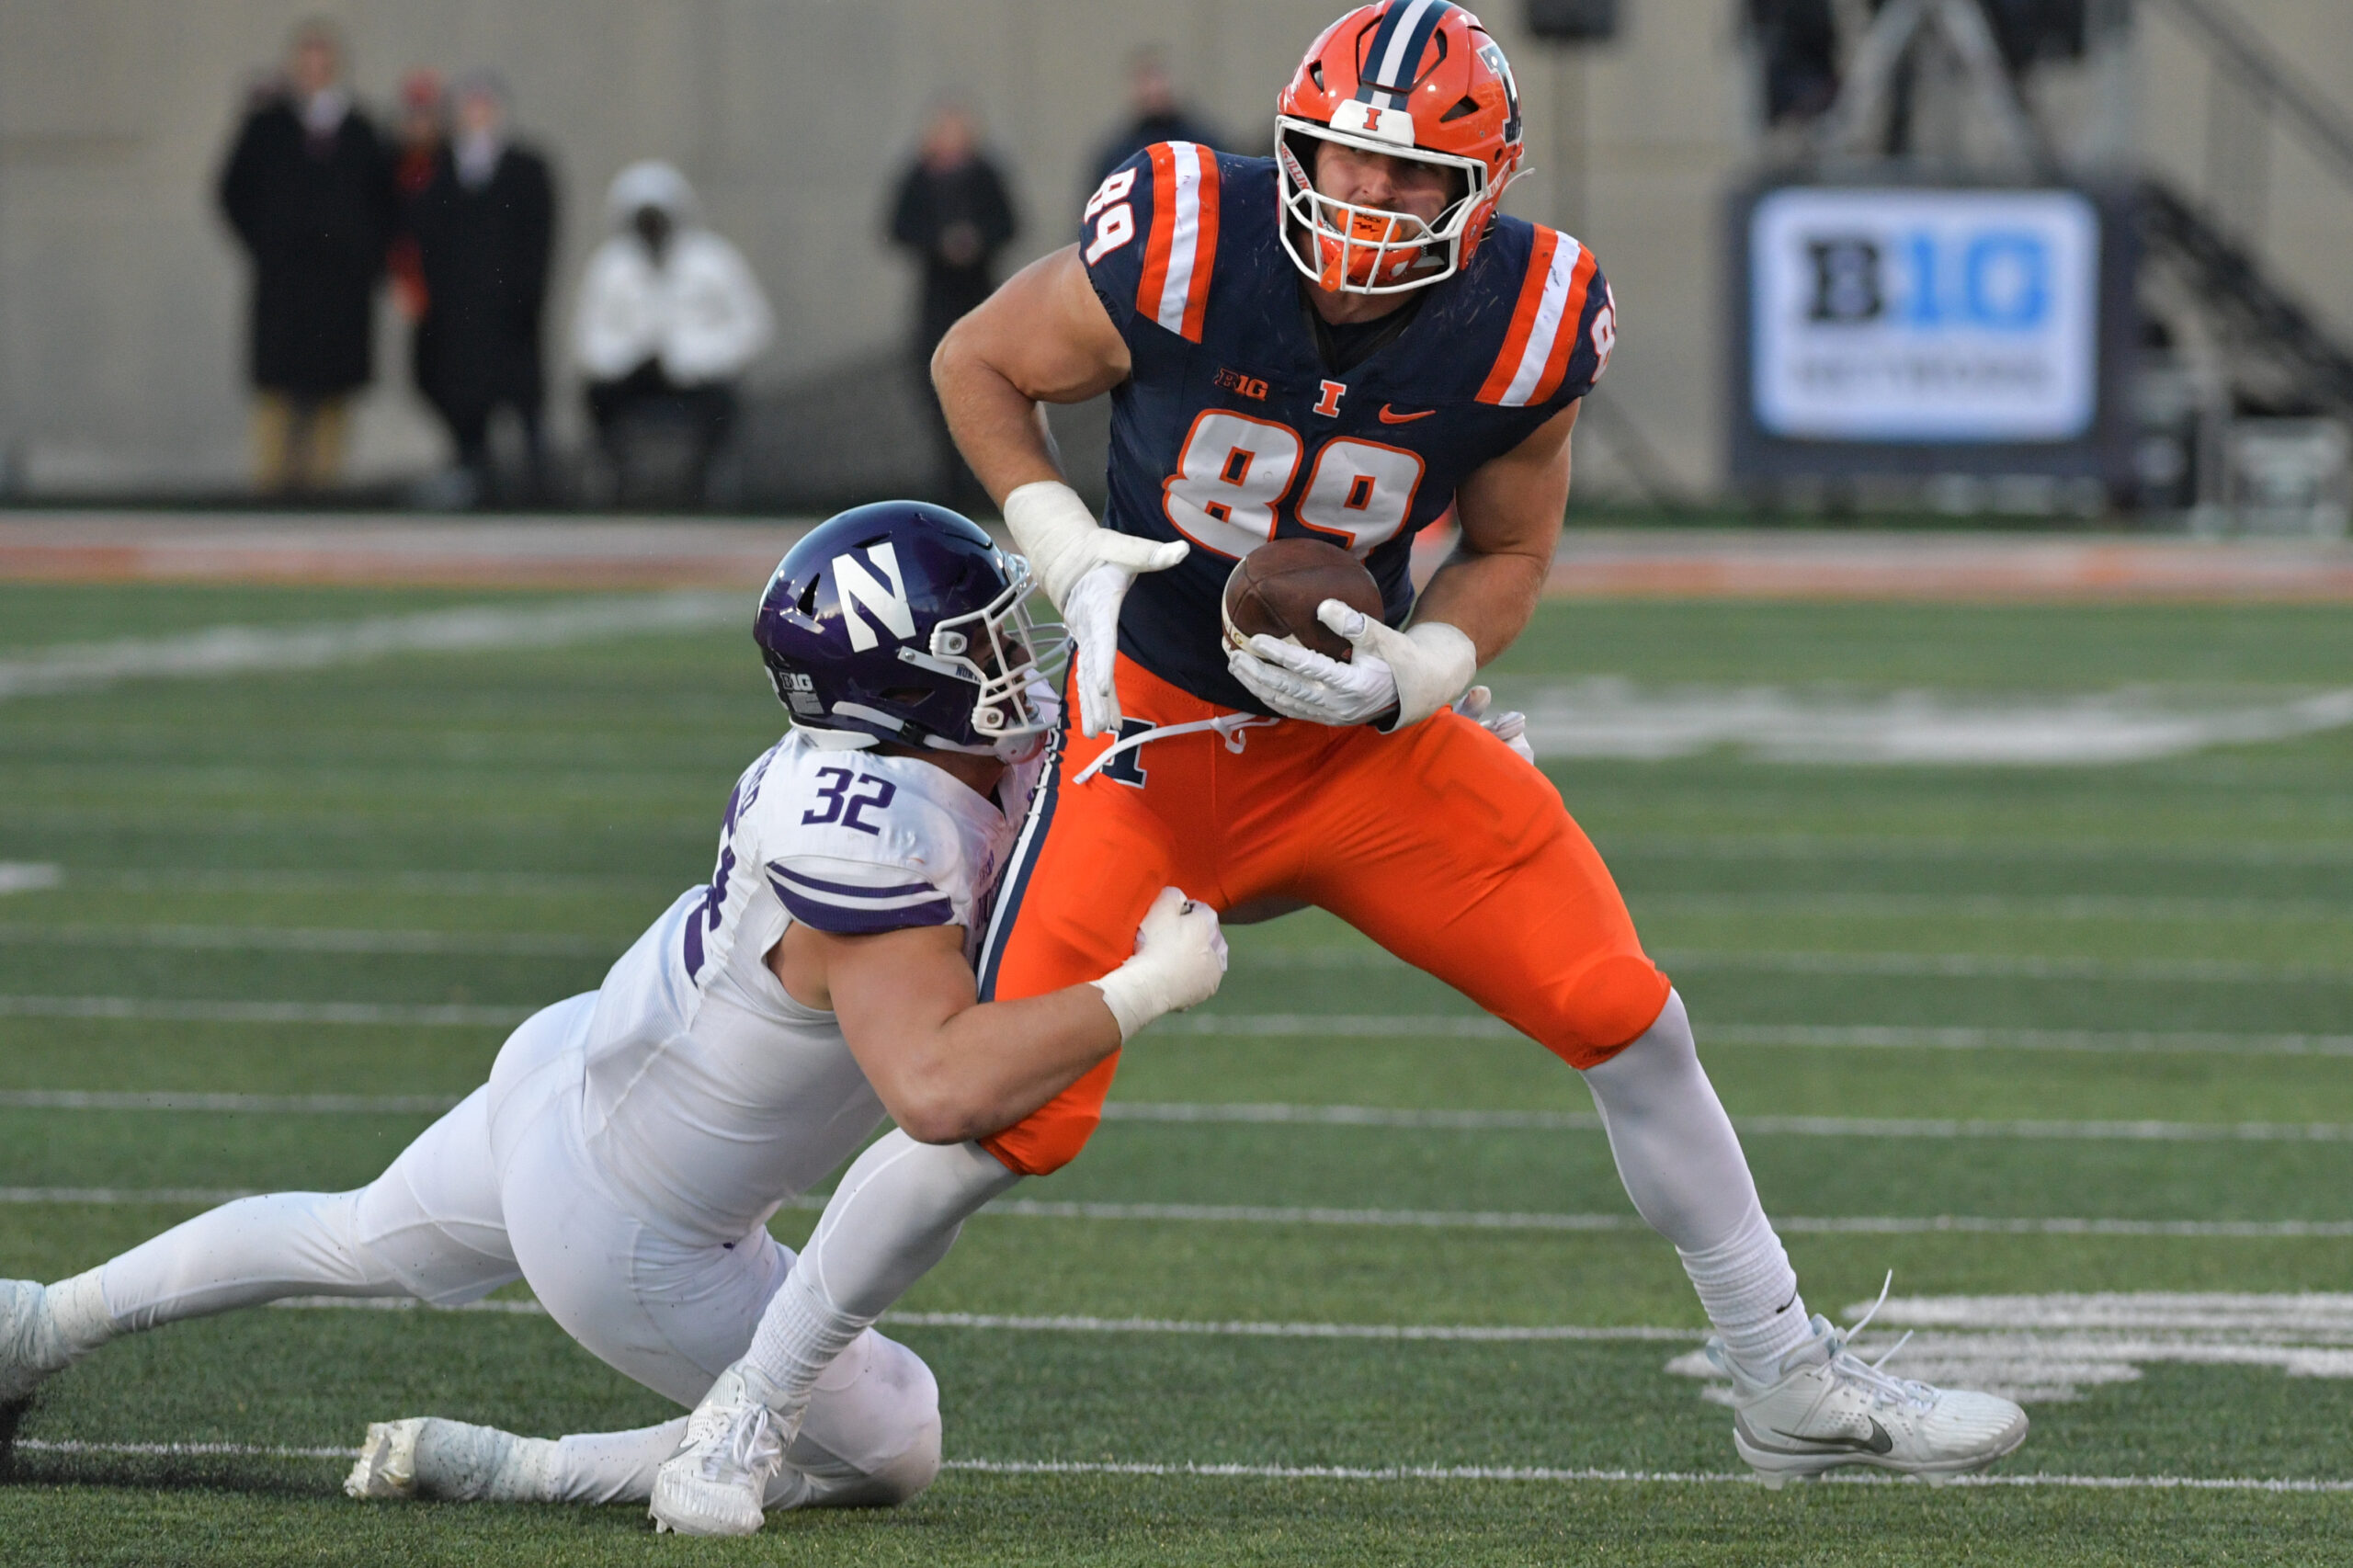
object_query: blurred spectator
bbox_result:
[1087,49,1224,191]
[388,70,444,326]
[574,161,772,506]
[404,72,557,506]
[888,105,1017,511]
[1747,0,1841,127]
[217,18,394,495]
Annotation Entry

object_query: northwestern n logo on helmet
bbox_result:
[832,543,916,652]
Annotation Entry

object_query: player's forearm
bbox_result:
[930,324,1064,506]
[877,986,1122,1146]
[1409,543,1549,665]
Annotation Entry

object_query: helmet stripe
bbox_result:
[1358,0,1453,110]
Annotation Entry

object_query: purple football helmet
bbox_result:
[755,502,1062,759]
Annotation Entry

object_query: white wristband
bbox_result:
[1383,620,1480,731]
[1087,970,1160,1043]
[1002,480,1103,609]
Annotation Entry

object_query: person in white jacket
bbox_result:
[574,160,773,502]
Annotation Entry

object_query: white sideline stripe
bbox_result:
[0,593,743,700]
[0,924,615,957]
[16,1090,2349,1144]
[13,1440,2347,1492]
[0,996,527,1026]
[0,862,62,895]
[1503,678,2353,766]
[6,1186,2350,1235]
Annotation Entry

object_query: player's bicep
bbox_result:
[944,244,1131,405]
[1455,400,1578,562]
[814,923,979,1081]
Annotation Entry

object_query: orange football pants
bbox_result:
[977,654,1672,1177]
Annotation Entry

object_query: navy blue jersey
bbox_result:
[1080,141,1617,713]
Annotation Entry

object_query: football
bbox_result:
[1220,537,1383,663]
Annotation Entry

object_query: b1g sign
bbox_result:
[1755,187,2097,439]
[1731,183,2134,489]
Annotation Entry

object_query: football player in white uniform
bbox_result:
[0,504,1228,1515]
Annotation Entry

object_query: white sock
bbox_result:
[741,1134,1017,1417]
[1580,990,1810,1375]
[1677,1203,1810,1379]
[44,1267,121,1361]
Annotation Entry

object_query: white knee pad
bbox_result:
[782,1331,944,1509]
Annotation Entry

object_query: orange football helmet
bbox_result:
[1274,1,1526,295]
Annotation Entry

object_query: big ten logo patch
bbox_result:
[1213,367,1269,401]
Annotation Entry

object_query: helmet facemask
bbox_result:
[1275,118,1489,295]
[889,551,1067,761]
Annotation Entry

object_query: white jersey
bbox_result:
[570,727,1047,1244]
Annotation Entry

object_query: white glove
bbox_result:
[1003,480,1187,739]
[1226,600,1476,731]
[1090,885,1228,1041]
[1454,685,1536,764]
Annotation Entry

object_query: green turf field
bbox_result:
[4,580,2352,1565]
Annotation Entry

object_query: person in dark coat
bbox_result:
[217,20,394,494]
[888,105,1017,512]
[1086,49,1223,193]
[404,72,557,505]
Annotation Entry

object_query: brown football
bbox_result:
[1221,537,1383,663]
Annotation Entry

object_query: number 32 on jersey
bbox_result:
[1162,412,1424,561]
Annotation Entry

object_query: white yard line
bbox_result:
[0,996,527,1027]
[1504,678,2353,766]
[1640,892,2353,923]
[0,925,614,957]
[0,1090,462,1114]
[1603,835,2353,869]
[1239,948,2353,983]
[0,863,61,895]
[9,1438,2345,1492]
[0,594,743,701]
[6,1186,2347,1235]
[4,998,2343,1054]
[14,1091,2349,1143]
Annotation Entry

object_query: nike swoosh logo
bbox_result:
[1765,1418,1894,1456]
[1377,404,1435,424]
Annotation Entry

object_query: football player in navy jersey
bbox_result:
[621,3,2027,1531]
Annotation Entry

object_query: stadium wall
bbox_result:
[0,0,2347,504]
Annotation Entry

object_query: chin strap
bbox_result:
[1073,711,1279,786]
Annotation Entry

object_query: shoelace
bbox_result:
[1824,1273,1935,1412]
[699,1400,783,1483]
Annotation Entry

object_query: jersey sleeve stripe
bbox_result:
[776,879,956,935]
[1135,143,1181,329]
[767,865,941,902]
[1525,244,1600,405]
[1136,142,1216,342]
[1474,227,1561,405]
[1177,146,1221,341]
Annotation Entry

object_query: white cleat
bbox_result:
[0,1279,66,1405]
[649,1365,792,1536]
[347,1416,556,1503]
[1713,1286,2028,1488]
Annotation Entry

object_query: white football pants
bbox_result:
[89,994,939,1506]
